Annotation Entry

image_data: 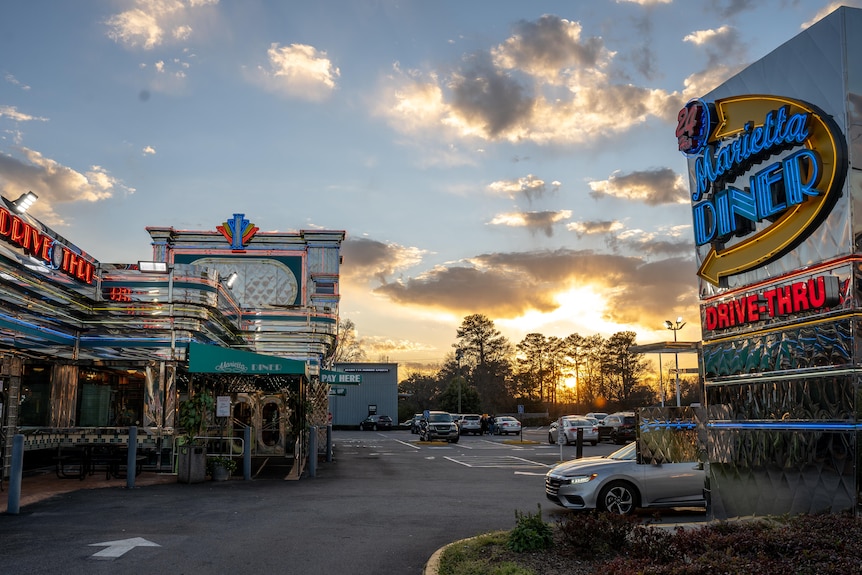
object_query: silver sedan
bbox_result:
[545,442,706,515]
[548,416,599,446]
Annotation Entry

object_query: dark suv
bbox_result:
[419,411,459,443]
[601,412,637,444]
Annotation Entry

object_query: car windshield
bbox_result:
[607,442,637,461]
[565,418,590,426]
[428,413,452,422]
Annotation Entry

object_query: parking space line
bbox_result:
[444,455,550,468]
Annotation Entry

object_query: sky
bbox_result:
[0,0,857,373]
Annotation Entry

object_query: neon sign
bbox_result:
[216,213,259,250]
[678,95,847,286]
[0,205,95,284]
[704,275,840,330]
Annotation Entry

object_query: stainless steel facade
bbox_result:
[0,209,344,477]
[684,7,862,518]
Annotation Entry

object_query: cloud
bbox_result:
[104,0,217,50]
[487,174,559,202]
[340,237,427,283]
[683,25,746,70]
[4,74,31,91]
[254,43,340,100]
[488,210,572,237]
[142,146,156,155]
[588,168,688,205]
[490,15,609,83]
[567,219,625,237]
[0,106,47,123]
[0,148,131,225]
[372,248,698,331]
[376,14,682,145]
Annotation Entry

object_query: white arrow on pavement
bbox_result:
[89,537,161,559]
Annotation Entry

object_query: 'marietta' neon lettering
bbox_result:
[693,105,810,202]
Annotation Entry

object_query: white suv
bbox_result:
[459,414,482,435]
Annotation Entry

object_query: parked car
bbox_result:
[585,412,609,424]
[545,441,706,515]
[410,413,423,434]
[548,416,599,445]
[459,414,482,435]
[492,416,522,435]
[419,411,459,443]
[599,412,637,444]
[359,415,393,431]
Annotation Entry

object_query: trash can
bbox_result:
[177,445,207,483]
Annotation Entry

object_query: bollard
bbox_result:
[7,434,24,515]
[576,427,583,459]
[243,426,251,480]
[127,426,138,489]
[308,426,317,477]
[326,424,333,462]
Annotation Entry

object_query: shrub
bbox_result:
[507,505,554,553]
[555,510,640,559]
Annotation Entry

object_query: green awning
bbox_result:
[320,369,361,385]
[188,342,308,375]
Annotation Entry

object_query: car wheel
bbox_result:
[548,433,554,444]
[598,481,638,515]
[449,437,459,444]
[372,424,377,431]
[590,441,597,446]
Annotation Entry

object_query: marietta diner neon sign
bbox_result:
[677,95,847,286]
[0,205,95,284]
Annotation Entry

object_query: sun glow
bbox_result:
[497,285,624,340]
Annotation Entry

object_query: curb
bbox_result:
[423,537,476,575]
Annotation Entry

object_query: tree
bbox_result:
[332,318,367,363]
[455,314,514,413]
[603,331,650,404]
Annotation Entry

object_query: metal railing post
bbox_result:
[243,426,251,480]
[308,426,317,477]
[7,434,24,515]
[126,426,137,489]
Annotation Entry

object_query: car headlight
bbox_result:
[566,473,598,485]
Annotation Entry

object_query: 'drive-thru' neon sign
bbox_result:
[0,205,95,284]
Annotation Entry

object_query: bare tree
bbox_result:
[331,318,367,363]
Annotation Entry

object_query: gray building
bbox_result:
[328,363,398,428]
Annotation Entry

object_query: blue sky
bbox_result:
[0,0,856,371]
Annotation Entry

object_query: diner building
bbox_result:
[0,203,344,478]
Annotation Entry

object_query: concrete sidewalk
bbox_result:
[1,467,179,513]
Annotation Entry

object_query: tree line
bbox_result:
[335,314,702,423]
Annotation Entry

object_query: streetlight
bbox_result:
[455,348,463,413]
[665,317,685,407]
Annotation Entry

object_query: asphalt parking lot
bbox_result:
[0,428,706,575]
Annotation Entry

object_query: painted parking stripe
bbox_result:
[444,455,550,468]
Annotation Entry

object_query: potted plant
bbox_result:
[176,386,214,483]
[207,455,237,481]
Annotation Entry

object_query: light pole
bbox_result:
[665,317,686,407]
[455,348,463,414]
